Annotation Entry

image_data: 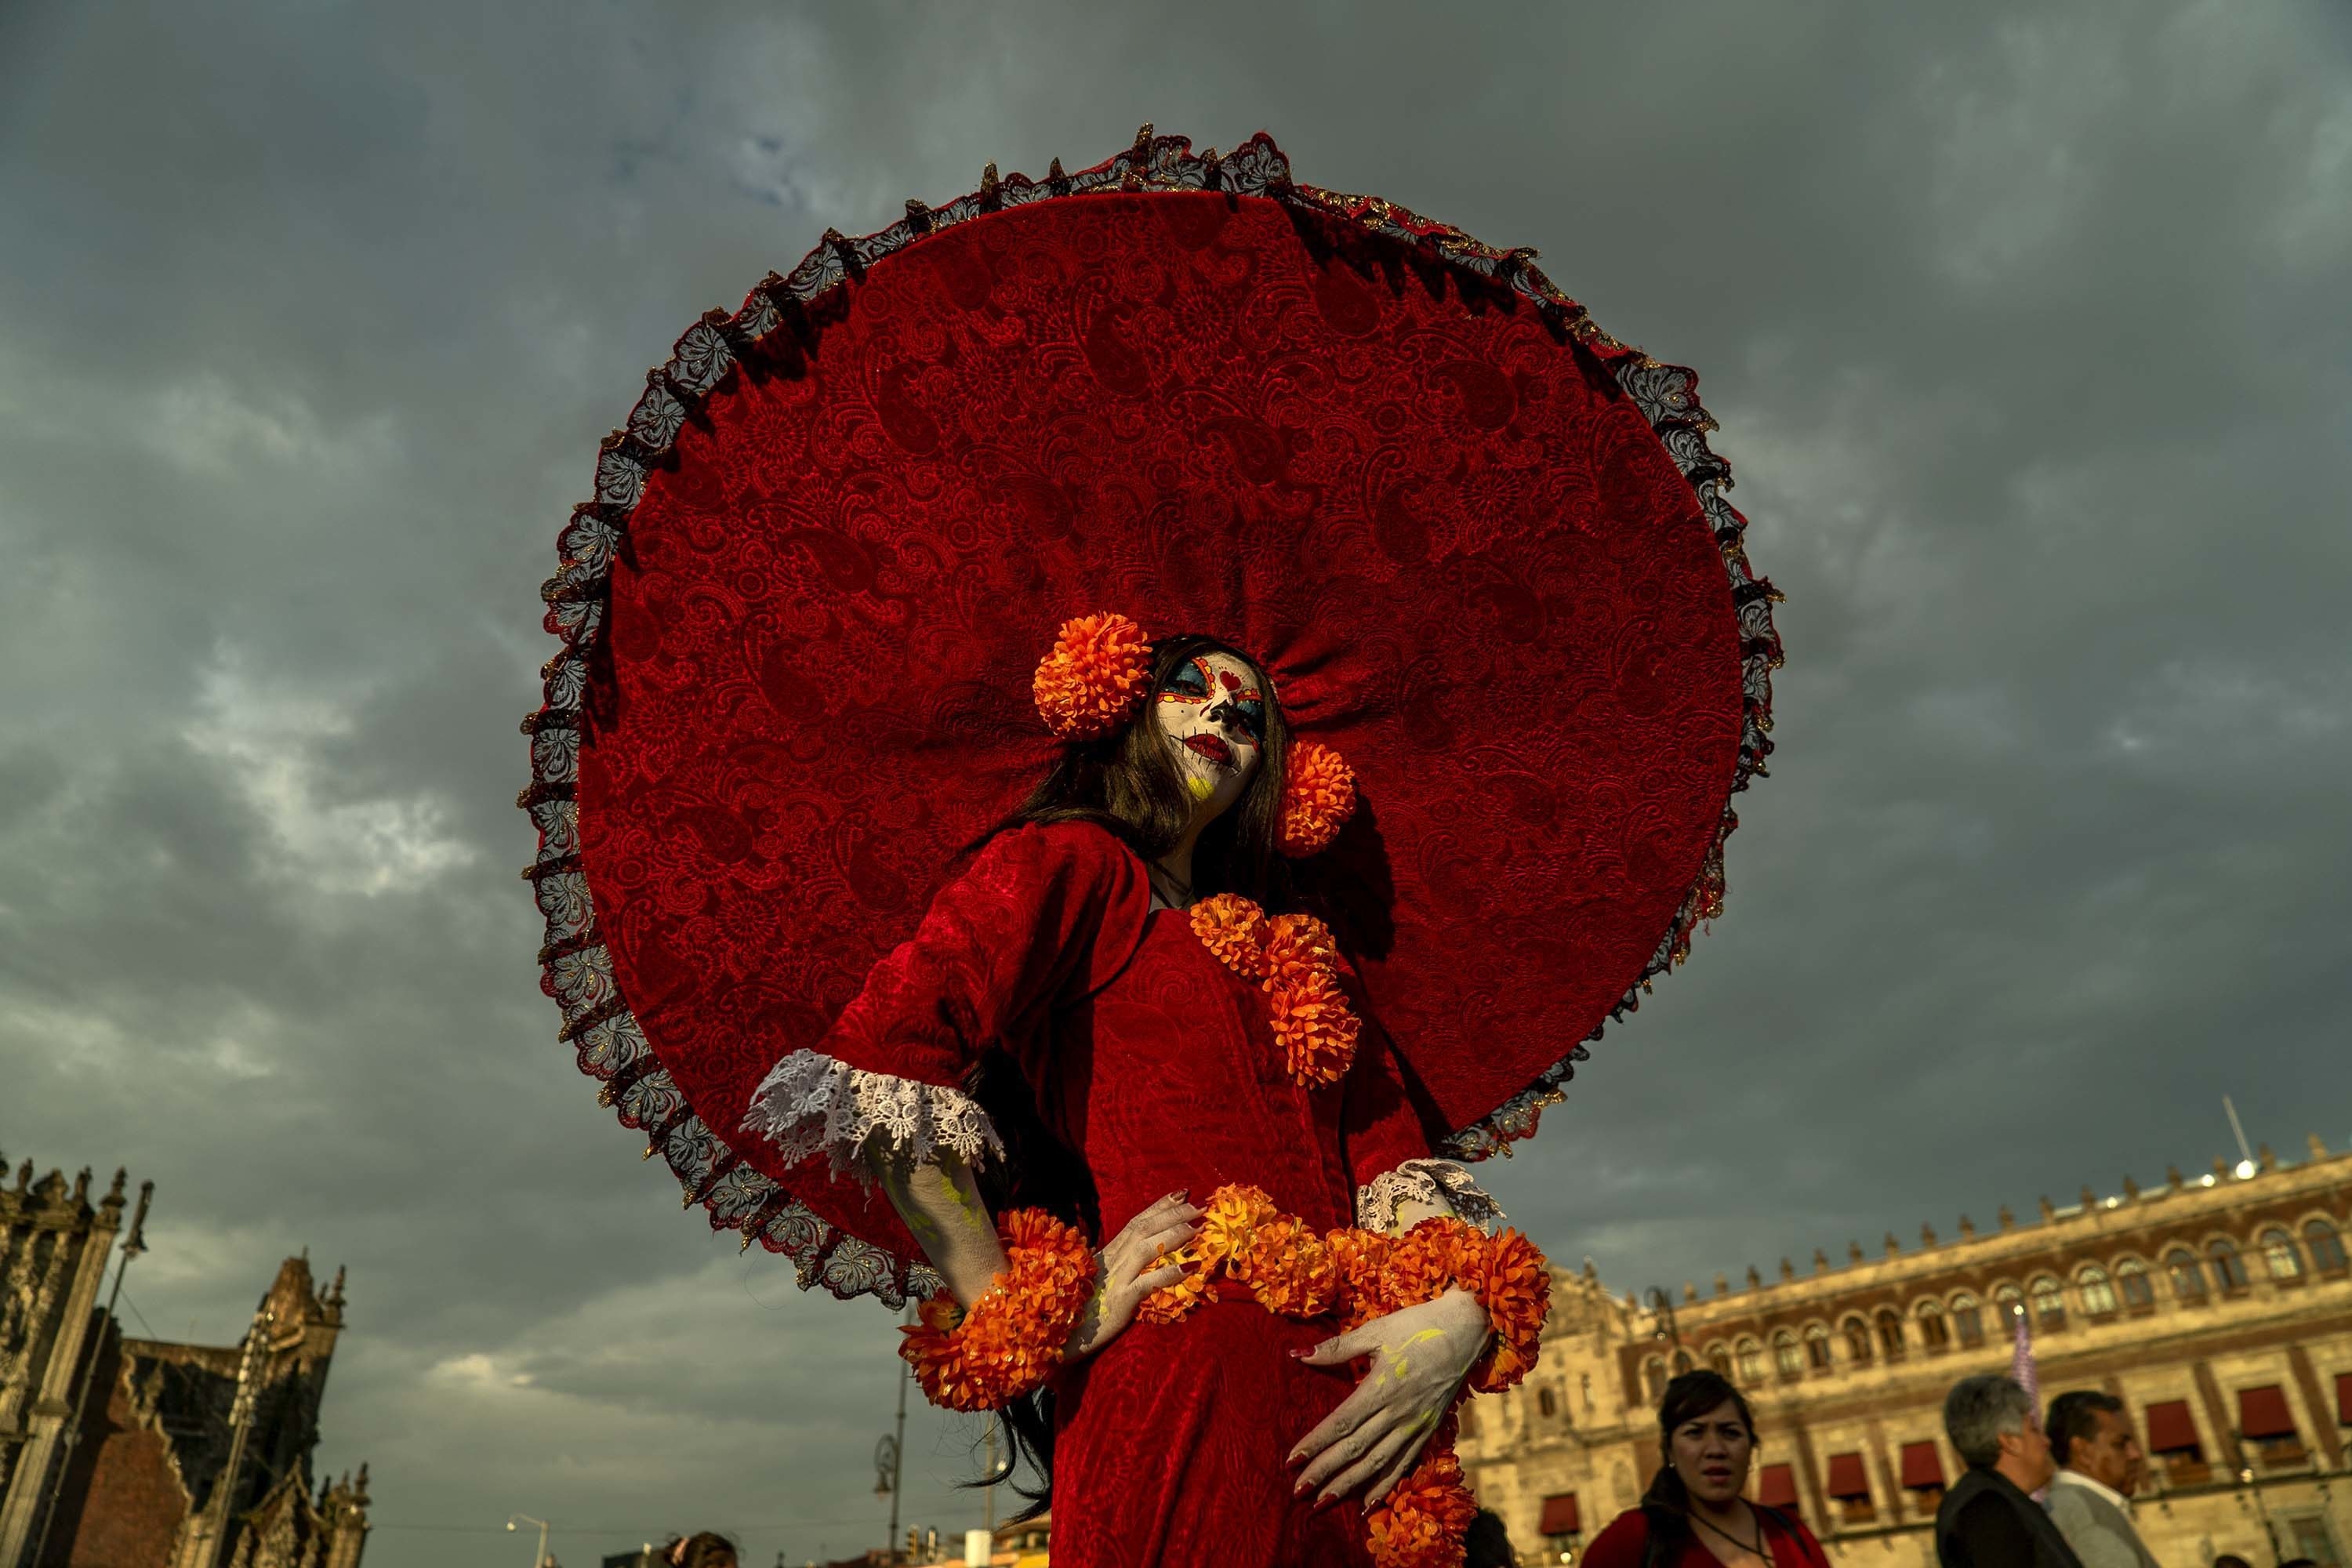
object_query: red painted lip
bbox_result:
[1182,734,1234,767]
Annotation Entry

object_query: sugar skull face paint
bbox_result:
[1153,652,1265,818]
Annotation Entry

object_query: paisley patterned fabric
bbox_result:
[521,129,1780,1302]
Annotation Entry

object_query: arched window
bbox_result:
[1774,1330,1803,1377]
[2116,1258,2154,1309]
[1842,1317,1873,1364]
[2259,1227,2303,1280]
[1538,1385,1559,1418]
[1994,1283,2024,1330]
[1951,1294,1985,1348]
[2078,1266,2117,1317]
[1736,1338,1764,1382]
[1644,1356,1667,1401]
[1805,1324,1833,1370]
[2166,1249,2207,1301]
[1918,1301,1950,1349]
[1707,1342,1732,1378]
[2030,1276,2067,1331]
[2209,1239,2249,1291]
[2305,1218,2348,1274]
[1875,1308,1906,1359]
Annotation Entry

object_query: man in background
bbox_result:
[2043,1390,2161,1568]
[1936,1373,2084,1568]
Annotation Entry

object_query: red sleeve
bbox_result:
[1340,1032,1436,1195]
[819,820,1150,1087]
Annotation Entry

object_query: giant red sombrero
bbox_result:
[521,128,1780,1305]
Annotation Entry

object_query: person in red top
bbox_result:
[1583,1371,1832,1568]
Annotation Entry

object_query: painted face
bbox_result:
[1153,651,1266,819]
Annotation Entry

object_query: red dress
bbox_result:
[805,819,1440,1567]
[1580,1506,1832,1568]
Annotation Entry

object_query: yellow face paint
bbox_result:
[1378,1327,1451,1385]
[1185,773,1214,801]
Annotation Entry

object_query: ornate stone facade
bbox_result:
[0,1154,371,1568]
[1463,1137,2352,1566]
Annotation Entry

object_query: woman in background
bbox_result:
[1582,1370,1831,1568]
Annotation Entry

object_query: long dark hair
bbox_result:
[1641,1370,1759,1536]
[968,633,1297,1519]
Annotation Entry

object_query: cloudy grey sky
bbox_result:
[5,2,2348,1562]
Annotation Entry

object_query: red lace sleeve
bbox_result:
[742,820,1149,1177]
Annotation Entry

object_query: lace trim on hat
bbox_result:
[1439,347,1780,1162]
[1356,1159,1504,1236]
[742,1051,1005,1179]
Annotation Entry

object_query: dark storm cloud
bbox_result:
[4,2,2347,1562]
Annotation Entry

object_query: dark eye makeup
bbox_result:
[1159,659,1212,702]
[1159,657,1267,743]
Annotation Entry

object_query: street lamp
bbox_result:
[1644,1287,1685,1364]
[507,1512,551,1568]
[2235,1458,2285,1563]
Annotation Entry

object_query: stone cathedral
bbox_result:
[0,1155,372,1568]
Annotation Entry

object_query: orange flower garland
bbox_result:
[1032,612,1153,739]
[1188,894,1362,1087]
[900,1186,1545,1566]
[1278,740,1358,857]
[1367,1447,1483,1568]
[1127,1185,1552,1568]
[1470,1228,1551,1393]
[898,1208,1098,1412]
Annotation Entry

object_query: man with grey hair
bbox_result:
[1935,1373,2083,1568]
[2043,1389,2161,1567]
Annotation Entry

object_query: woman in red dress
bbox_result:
[746,632,1501,1566]
[1581,1372,1831,1568]
[523,129,1777,1568]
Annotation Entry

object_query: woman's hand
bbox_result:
[1288,1287,1491,1506]
[1062,1191,1201,1363]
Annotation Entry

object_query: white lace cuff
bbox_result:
[741,1049,1004,1181]
[1356,1159,1504,1235]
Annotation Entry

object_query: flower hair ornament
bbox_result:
[1031,612,1358,859]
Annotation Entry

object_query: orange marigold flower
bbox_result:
[899,1207,1098,1412]
[1233,1215,1341,1319]
[1139,1183,1278,1322]
[1471,1229,1552,1393]
[1366,1448,1479,1568]
[1277,740,1356,858]
[1324,1227,1394,1329]
[1268,969,1361,1087]
[1380,1216,1486,1310]
[1137,1271,1210,1325]
[1193,1183,1277,1260]
[1189,893,1268,978]
[1261,912,1340,991]
[1032,612,1152,739]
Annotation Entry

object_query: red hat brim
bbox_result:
[523,131,1779,1301]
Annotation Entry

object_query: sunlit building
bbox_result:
[1463,1134,2352,1566]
